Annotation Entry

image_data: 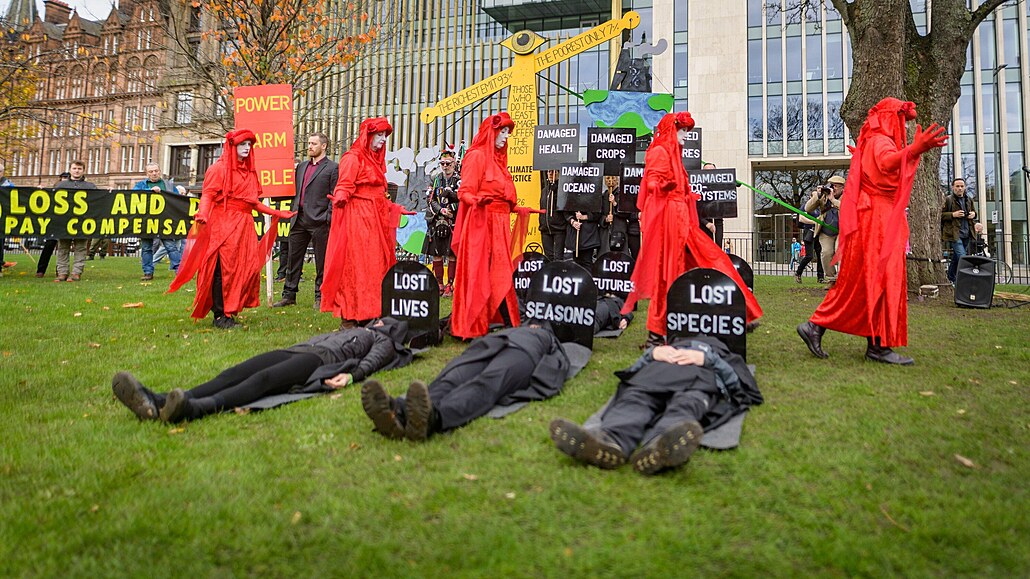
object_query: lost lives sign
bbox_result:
[381,261,439,341]
[533,124,580,170]
[586,127,636,175]
[689,168,739,219]
[557,163,604,213]
[666,268,747,360]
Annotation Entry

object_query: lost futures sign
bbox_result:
[666,267,747,359]
[381,261,439,343]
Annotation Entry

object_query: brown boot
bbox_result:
[630,420,704,475]
[797,321,828,359]
[549,418,626,469]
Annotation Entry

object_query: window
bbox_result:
[70,66,85,98]
[138,145,152,172]
[142,105,157,130]
[198,144,221,176]
[49,150,62,174]
[124,106,139,132]
[169,145,192,183]
[126,58,143,92]
[104,148,111,173]
[92,64,107,96]
[176,92,194,124]
[121,145,136,173]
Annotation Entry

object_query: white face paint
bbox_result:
[495,127,511,149]
[236,141,252,158]
[370,131,388,152]
[677,127,692,146]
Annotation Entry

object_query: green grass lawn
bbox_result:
[1,255,1027,577]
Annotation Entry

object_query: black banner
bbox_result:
[513,250,546,301]
[586,127,636,175]
[680,127,702,171]
[524,261,597,349]
[381,261,439,344]
[1,187,196,239]
[618,163,643,214]
[591,251,634,298]
[533,124,580,170]
[557,163,603,213]
[666,267,747,360]
[689,168,738,219]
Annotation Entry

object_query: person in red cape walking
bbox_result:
[169,129,295,329]
[797,97,947,365]
[622,112,763,348]
[320,117,403,328]
[449,112,523,340]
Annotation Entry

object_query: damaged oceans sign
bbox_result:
[533,124,580,170]
[525,261,598,349]
[618,163,643,213]
[513,250,546,301]
[666,268,746,359]
[382,261,439,342]
[557,163,604,213]
[689,168,738,219]
[587,127,636,175]
[592,251,634,299]
[680,127,702,171]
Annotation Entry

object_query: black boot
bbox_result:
[797,321,828,359]
[159,389,192,423]
[112,371,159,421]
[642,331,665,350]
[361,380,405,439]
[549,418,626,469]
[629,420,704,475]
[404,380,435,441]
[865,337,914,365]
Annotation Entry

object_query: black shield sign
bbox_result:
[690,168,738,219]
[680,127,702,171]
[591,251,635,299]
[618,163,643,214]
[666,268,747,360]
[525,261,598,349]
[513,250,546,301]
[587,127,636,175]
[727,254,754,293]
[381,261,439,343]
[557,163,603,213]
[533,124,580,170]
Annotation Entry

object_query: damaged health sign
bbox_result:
[1,187,194,238]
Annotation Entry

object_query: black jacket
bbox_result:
[566,210,602,252]
[291,157,339,227]
[54,178,98,190]
[539,177,566,233]
[288,318,412,388]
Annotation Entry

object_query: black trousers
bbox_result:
[795,237,823,279]
[612,217,640,258]
[185,350,322,418]
[37,239,57,274]
[282,218,329,300]
[276,239,289,278]
[600,384,716,456]
[400,347,534,431]
[211,259,226,319]
[541,230,566,262]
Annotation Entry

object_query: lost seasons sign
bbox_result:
[381,261,439,340]
[586,127,636,175]
[533,124,580,170]
[524,260,598,349]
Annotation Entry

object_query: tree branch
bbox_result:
[970,0,1012,28]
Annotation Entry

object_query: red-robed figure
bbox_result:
[797,97,947,365]
[169,129,294,329]
[450,112,523,340]
[320,117,403,327]
[622,112,762,346]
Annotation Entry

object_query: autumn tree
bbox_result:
[0,28,42,162]
[160,0,392,136]
[821,0,1014,287]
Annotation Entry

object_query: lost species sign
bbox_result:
[689,168,738,219]
[557,163,604,213]
[524,260,598,349]
[587,127,636,175]
[666,268,747,359]
[1,187,194,239]
[513,251,546,301]
[680,127,702,171]
[618,163,643,213]
[533,124,580,170]
[592,251,635,299]
[381,261,439,342]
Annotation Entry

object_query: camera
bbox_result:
[819,185,832,195]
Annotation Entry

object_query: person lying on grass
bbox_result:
[112,318,412,423]
[549,335,762,475]
[361,322,575,441]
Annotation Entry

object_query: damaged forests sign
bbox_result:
[382,261,439,342]
[666,268,747,360]
[557,163,604,213]
[524,260,598,349]
[618,163,643,213]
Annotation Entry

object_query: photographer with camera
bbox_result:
[940,177,978,285]
[423,148,460,296]
[804,175,845,284]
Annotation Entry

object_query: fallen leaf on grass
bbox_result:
[879,504,909,532]
[291,511,302,525]
[865,483,873,491]
[919,391,934,397]
[563,548,573,557]
[462,473,478,481]
[349,442,360,450]
[2,352,11,357]
[995,345,1003,349]
[504,492,516,499]
[122,302,144,308]
[394,454,403,462]
[968,379,981,385]
[957,409,966,415]
[90,504,100,513]
[85,298,93,303]
[329,393,343,400]
[233,408,251,415]
[167,427,185,435]
[73,312,82,317]
[102,306,110,311]
[87,343,100,349]
[1009,381,1018,385]
[954,454,976,468]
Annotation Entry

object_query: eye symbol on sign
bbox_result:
[502,30,546,55]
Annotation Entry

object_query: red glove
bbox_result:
[908,123,948,157]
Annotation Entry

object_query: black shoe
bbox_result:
[213,316,241,329]
[159,388,190,423]
[271,298,296,308]
[794,274,802,284]
[274,276,286,283]
[745,320,760,333]
[629,420,704,475]
[797,321,829,359]
[549,418,626,469]
[112,371,159,421]
[641,331,665,350]
[361,380,405,439]
[313,295,322,310]
[404,380,433,441]
[865,346,914,365]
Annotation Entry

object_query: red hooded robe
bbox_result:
[450,112,521,339]
[169,129,283,318]
[320,117,401,321]
[810,98,923,346]
[622,112,763,335]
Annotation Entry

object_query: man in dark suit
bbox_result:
[273,133,339,308]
